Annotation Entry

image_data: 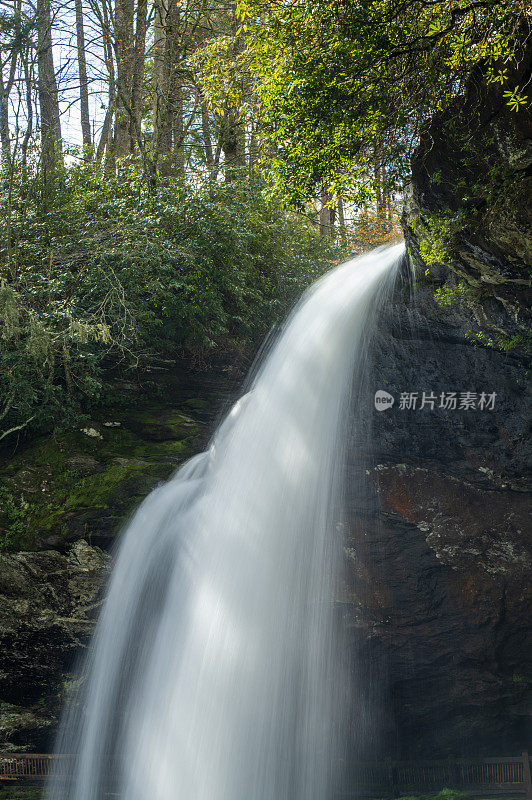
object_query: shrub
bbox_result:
[0,162,338,441]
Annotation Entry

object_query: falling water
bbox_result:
[48,243,404,800]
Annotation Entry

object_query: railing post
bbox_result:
[523,751,532,799]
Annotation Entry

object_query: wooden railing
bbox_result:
[1,751,531,796]
[0,753,75,779]
[347,753,532,797]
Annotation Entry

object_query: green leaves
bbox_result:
[502,88,529,112]
[230,0,529,202]
[0,162,336,442]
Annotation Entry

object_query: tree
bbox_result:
[37,0,62,180]
[235,0,530,203]
[111,0,135,157]
[75,0,92,155]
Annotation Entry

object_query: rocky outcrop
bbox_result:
[0,540,110,751]
[0,398,208,552]
[0,385,225,750]
[382,37,531,758]
[402,33,531,334]
[341,282,531,759]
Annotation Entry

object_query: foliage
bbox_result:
[433,281,482,307]
[465,328,532,354]
[338,211,403,255]
[0,485,34,550]
[0,160,337,442]
[215,0,532,203]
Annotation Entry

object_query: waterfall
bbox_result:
[48,243,404,800]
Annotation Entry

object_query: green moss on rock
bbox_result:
[0,401,205,550]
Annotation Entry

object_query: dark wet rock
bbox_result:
[0,378,237,750]
[341,284,532,759]
[0,540,110,751]
[388,44,531,756]
[402,35,532,332]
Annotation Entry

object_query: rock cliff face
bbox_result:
[353,46,532,756]
[341,282,531,759]
[402,33,531,336]
[0,383,226,751]
[0,541,109,750]
[1,289,530,760]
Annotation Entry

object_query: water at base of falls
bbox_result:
[48,243,404,800]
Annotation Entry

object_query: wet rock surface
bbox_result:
[0,376,236,750]
[0,387,220,552]
[388,48,531,756]
[402,36,531,333]
[342,283,531,759]
[0,540,110,750]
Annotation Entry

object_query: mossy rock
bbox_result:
[0,401,205,550]
[123,409,202,442]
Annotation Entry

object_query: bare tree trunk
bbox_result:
[0,70,11,162]
[319,185,333,237]
[37,0,62,182]
[21,48,33,166]
[1,1,23,164]
[249,120,262,179]
[200,100,214,166]
[374,143,385,214]
[153,0,172,164]
[221,14,246,182]
[99,0,116,166]
[112,0,135,158]
[338,197,348,246]
[220,110,245,181]
[153,0,185,176]
[130,0,148,151]
[96,103,114,161]
[172,84,185,177]
[75,0,92,155]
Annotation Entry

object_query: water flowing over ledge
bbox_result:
[48,243,404,800]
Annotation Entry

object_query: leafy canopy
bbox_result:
[226,0,530,202]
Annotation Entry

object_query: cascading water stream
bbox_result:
[48,243,404,800]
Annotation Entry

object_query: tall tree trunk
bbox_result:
[130,0,148,151]
[0,69,11,163]
[153,0,184,176]
[2,1,23,164]
[249,121,261,179]
[319,185,333,237]
[37,0,62,182]
[374,143,385,214]
[172,84,185,177]
[221,13,245,182]
[220,110,245,182]
[112,0,135,158]
[338,197,347,246]
[21,47,33,166]
[99,0,116,167]
[153,0,171,162]
[200,100,214,167]
[75,0,92,155]
[97,103,114,161]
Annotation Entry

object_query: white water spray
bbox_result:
[48,243,404,800]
